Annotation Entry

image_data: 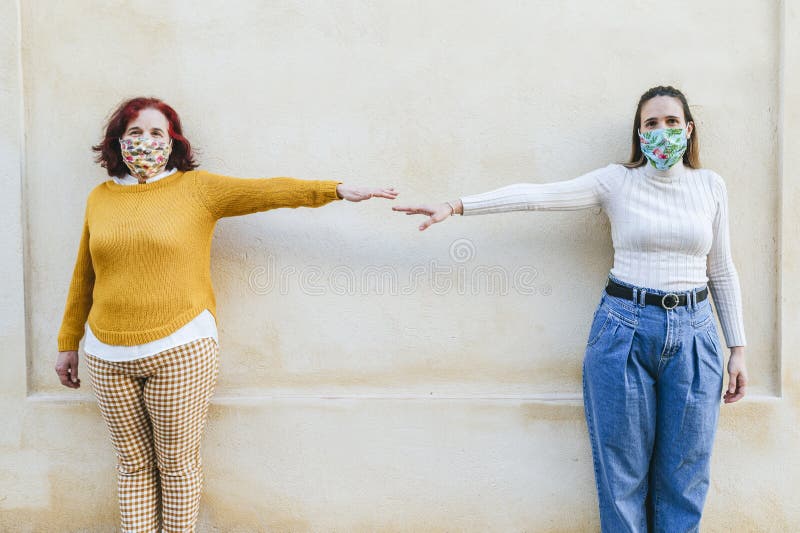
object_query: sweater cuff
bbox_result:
[459,196,478,216]
[57,335,80,352]
[326,181,343,202]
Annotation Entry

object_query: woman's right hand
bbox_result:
[392,200,461,231]
[55,350,81,389]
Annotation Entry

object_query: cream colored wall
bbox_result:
[2,0,799,531]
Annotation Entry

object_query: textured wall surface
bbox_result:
[2,0,799,531]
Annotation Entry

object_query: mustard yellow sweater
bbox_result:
[57,170,342,351]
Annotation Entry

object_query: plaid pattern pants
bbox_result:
[85,337,220,533]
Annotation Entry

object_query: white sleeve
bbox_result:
[706,173,747,347]
[459,164,616,215]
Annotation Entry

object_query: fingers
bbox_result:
[733,372,747,401]
[394,201,451,229]
[419,216,436,231]
[56,367,79,388]
[375,187,399,199]
[730,386,746,402]
[419,213,447,231]
[352,187,398,202]
[724,388,745,403]
[70,358,79,384]
[55,366,71,387]
[371,192,397,200]
[723,372,747,403]
[727,370,738,395]
[393,206,434,216]
[66,359,80,388]
[55,352,81,389]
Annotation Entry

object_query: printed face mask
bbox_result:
[638,127,687,170]
[119,137,172,181]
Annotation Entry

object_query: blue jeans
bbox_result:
[582,274,725,533]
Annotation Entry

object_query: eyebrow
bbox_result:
[126,126,165,132]
[643,115,682,122]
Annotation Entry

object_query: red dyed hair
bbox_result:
[92,97,198,178]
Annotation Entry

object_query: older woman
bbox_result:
[55,96,398,532]
[394,86,747,532]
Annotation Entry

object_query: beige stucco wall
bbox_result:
[2,0,799,531]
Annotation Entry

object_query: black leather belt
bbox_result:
[605,278,708,310]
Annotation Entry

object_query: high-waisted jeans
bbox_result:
[582,273,725,533]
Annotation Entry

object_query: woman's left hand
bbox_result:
[723,347,747,404]
[336,184,399,202]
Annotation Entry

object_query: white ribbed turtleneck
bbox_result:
[459,161,746,348]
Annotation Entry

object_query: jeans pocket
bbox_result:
[692,310,714,329]
[606,306,638,328]
[587,311,612,347]
[602,295,639,328]
[603,293,639,316]
[705,325,722,357]
[696,323,725,399]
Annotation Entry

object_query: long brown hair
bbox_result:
[624,86,700,169]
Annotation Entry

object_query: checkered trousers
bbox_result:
[85,337,220,533]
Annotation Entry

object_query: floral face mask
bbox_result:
[638,127,687,171]
[119,137,172,181]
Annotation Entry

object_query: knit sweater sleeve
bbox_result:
[459,164,617,215]
[57,210,95,351]
[194,170,342,219]
[706,173,746,347]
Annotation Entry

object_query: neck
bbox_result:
[114,167,176,186]
[106,169,183,192]
[641,159,687,182]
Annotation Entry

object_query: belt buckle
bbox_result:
[661,293,679,310]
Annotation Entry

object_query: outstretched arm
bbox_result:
[393,164,613,231]
[194,170,397,218]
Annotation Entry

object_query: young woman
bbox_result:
[393,86,747,532]
[55,96,398,532]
